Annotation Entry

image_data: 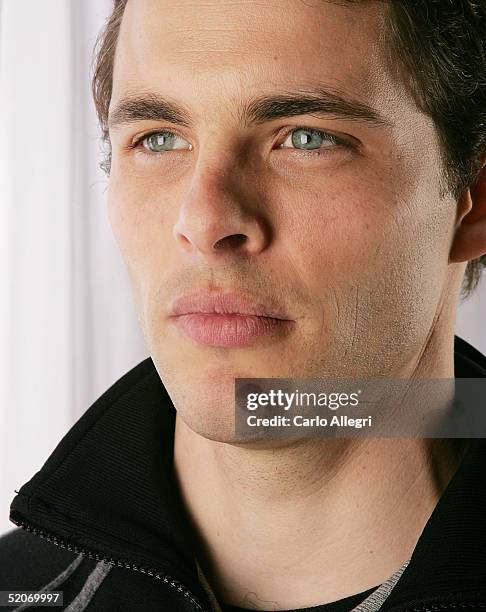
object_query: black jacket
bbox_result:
[1,335,486,612]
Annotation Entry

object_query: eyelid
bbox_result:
[130,128,192,150]
[127,124,357,155]
[277,125,353,150]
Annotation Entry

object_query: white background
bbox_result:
[0,0,485,536]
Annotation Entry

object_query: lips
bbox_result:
[168,291,294,347]
[169,291,291,320]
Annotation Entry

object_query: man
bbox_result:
[1,0,486,610]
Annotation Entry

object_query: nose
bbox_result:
[173,164,270,261]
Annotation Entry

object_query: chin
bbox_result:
[159,368,236,437]
[179,413,237,443]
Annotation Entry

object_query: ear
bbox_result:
[449,163,486,263]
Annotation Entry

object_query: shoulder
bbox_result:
[0,529,202,611]
[0,527,86,589]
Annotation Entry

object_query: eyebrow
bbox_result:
[107,87,392,131]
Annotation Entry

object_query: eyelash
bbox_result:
[130,130,190,157]
[281,126,349,155]
[129,126,351,158]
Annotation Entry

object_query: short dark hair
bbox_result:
[91,0,486,299]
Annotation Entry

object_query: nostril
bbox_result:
[213,234,247,250]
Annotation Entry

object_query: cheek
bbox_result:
[271,177,394,292]
[106,172,174,336]
[272,165,454,355]
[107,172,141,256]
[107,169,175,271]
[274,165,450,289]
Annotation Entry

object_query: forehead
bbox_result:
[112,0,396,110]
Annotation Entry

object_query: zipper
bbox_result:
[387,602,486,611]
[10,515,212,612]
[11,516,486,612]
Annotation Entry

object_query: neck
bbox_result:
[175,424,467,609]
[173,302,468,610]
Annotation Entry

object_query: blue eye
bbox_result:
[142,131,191,152]
[281,128,340,150]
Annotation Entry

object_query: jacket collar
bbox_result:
[9,335,486,610]
[10,355,211,606]
[386,335,486,609]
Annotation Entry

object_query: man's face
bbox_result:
[108,0,458,440]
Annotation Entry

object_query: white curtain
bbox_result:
[0,0,485,536]
[0,0,148,536]
[456,284,486,353]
